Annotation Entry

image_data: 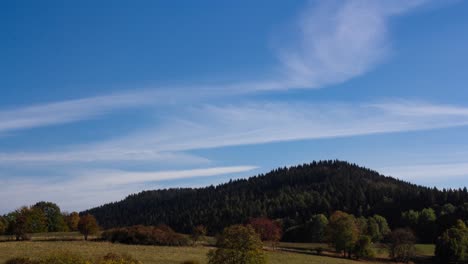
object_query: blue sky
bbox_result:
[1,0,468,213]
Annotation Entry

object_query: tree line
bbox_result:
[84,160,468,242]
[0,201,98,241]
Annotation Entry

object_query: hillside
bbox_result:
[85,160,468,235]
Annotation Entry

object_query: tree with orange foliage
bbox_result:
[248,217,282,248]
[78,214,99,240]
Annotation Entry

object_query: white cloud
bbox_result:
[381,162,468,180]
[0,165,258,213]
[0,91,154,133]
[2,100,468,164]
[274,0,427,89]
[379,162,468,188]
[110,100,468,152]
[0,0,432,137]
[81,166,259,185]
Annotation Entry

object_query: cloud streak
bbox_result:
[0,165,258,213]
[2,99,468,164]
[0,0,431,135]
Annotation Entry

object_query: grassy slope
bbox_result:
[0,241,391,264]
[0,233,434,264]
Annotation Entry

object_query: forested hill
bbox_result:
[85,160,468,234]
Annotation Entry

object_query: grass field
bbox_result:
[0,241,394,264]
[0,233,434,264]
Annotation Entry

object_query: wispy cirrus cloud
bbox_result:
[0,165,258,212]
[0,0,432,135]
[2,99,468,164]
[113,100,468,153]
[379,162,468,188]
[273,0,428,89]
[0,91,155,134]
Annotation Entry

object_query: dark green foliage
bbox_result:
[282,214,328,242]
[388,228,416,263]
[353,235,374,259]
[435,220,468,264]
[83,161,468,238]
[0,216,8,235]
[6,207,39,240]
[32,202,68,232]
[2,201,69,238]
[101,225,190,246]
[207,225,266,264]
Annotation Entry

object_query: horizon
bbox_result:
[2,0,468,213]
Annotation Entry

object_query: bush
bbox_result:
[101,225,190,246]
[180,261,200,264]
[5,253,140,264]
[5,258,37,264]
[388,228,416,263]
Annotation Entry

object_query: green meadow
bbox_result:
[0,233,435,264]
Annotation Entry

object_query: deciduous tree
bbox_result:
[78,214,99,240]
[248,217,282,247]
[388,228,416,263]
[327,211,359,258]
[435,220,468,263]
[207,225,266,264]
[65,212,80,231]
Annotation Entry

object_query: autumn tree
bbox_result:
[388,228,416,263]
[327,211,359,258]
[78,214,99,240]
[207,225,266,264]
[65,212,80,231]
[248,217,282,247]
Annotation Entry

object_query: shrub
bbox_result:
[388,228,416,263]
[180,261,200,264]
[5,258,37,264]
[5,253,140,264]
[101,225,189,246]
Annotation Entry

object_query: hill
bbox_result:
[85,160,468,238]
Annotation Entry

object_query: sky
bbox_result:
[1,0,468,213]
